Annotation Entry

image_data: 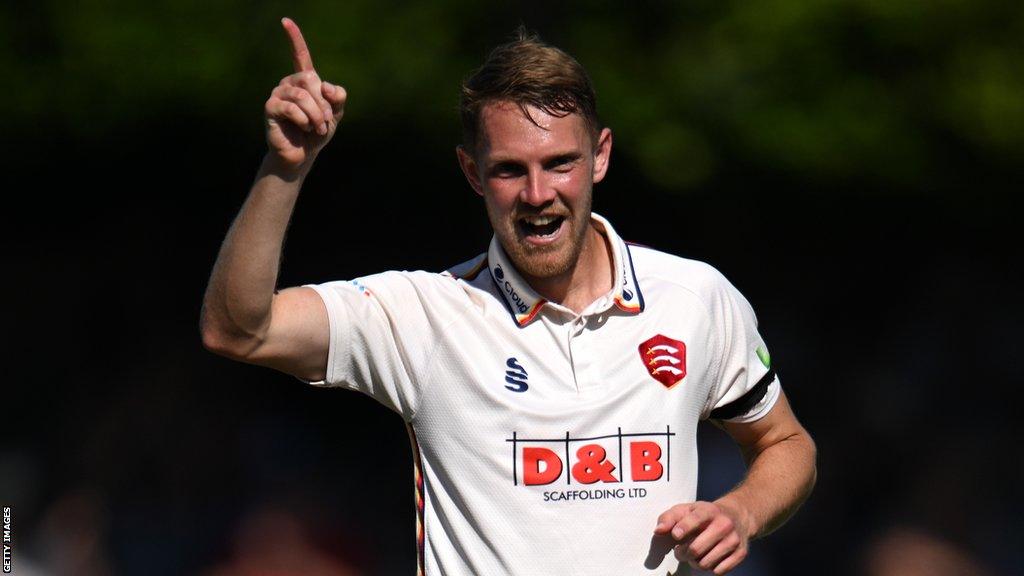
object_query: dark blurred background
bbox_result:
[3,1,1022,574]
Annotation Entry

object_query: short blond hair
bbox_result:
[460,28,601,154]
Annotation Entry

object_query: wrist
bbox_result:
[259,152,313,182]
[714,493,759,540]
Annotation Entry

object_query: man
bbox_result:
[201,18,816,575]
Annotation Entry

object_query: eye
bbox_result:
[545,155,579,172]
[490,162,525,178]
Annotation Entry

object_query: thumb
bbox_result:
[654,503,697,534]
[322,81,347,120]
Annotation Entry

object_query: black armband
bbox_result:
[709,369,776,421]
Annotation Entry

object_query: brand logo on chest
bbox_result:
[638,334,687,388]
[504,357,529,392]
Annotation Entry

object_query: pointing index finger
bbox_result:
[281,17,315,72]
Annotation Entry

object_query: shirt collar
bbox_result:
[487,213,645,327]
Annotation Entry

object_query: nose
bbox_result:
[519,167,556,206]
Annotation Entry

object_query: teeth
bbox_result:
[524,215,558,225]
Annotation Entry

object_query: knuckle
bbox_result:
[287,103,306,123]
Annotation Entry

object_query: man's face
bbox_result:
[457,101,612,281]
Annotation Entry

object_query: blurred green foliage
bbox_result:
[4,0,1022,191]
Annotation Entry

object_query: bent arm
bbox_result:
[201,18,345,382]
[716,390,817,539]
[655,390,815,574]
[199,156,329,381]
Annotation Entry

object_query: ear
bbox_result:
[591,128,613,184]
[456,145,484,196]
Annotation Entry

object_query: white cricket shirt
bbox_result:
[308,214,780,575]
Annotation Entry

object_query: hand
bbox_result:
[654,500,751,574]
[264,17,347,171]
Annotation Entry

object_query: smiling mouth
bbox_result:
[518,215,565,239]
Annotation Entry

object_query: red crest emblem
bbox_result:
[638,334,687,388]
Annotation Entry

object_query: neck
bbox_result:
[524,224,614,314]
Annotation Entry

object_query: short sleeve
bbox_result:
[305,271,440,421]
[701,273,781,423]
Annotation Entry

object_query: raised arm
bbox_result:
[654,391,817,574]
[200,18,346,381]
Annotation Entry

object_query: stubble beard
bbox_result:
[489,196,593,283]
